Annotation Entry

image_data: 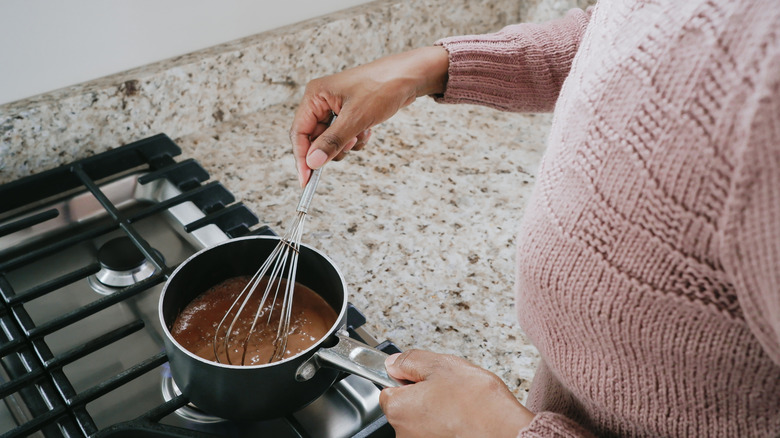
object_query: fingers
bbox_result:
[353,129,371,151]
[332,137,358,162]
[331,129,372,162]
[291,129,312,187]
[290,100,374,186]
[290,96,335,187]
[379,349,534,437]
[384,349,462,383]
[306,112,372,169]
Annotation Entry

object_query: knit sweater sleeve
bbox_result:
[516,412,596,438]
[720,41,780,365]
[432,8,591,113]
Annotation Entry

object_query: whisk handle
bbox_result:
[297,167,322,214]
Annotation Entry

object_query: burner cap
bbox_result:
[87,236,161,294]
[98,237,146,271]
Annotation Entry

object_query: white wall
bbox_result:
[0,0,373,105]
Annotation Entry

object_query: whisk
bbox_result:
[214,167,323,365]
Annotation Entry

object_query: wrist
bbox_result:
[410,46,450,96]
[494,403,535,437]
[369,46,448,98]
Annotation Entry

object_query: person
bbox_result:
[289,0,780,436]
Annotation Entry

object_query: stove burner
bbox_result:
[160,374,226,424]
[87,236,161,294]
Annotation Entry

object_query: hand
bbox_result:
[379,350,535,438]
[289,46,449,187]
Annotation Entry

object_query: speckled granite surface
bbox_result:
[0,0,595,403]
[0,0,524,184]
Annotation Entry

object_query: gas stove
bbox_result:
[0,134,398,437]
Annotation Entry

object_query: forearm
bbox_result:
[398,46,449,98]
[344,45,449,101]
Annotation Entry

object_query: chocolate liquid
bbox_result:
[170,275,338,365]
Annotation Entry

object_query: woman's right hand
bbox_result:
[290,46,450,187]
[380,350,535,437]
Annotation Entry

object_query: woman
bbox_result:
[290,0,780,436]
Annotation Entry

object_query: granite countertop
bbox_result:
[176,98,551,401]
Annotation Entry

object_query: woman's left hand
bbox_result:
[380,349,535,438]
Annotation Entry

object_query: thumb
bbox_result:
[384,350,444,383]
[306,111,366,169]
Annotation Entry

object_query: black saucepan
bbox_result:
[159,235,400,421]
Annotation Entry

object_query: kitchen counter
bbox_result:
[176,98,551,401]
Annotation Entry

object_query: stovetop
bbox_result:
[0,134,397,437]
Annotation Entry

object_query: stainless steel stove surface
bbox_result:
[0,134,397,438]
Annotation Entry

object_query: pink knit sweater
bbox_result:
[436,1,780,436]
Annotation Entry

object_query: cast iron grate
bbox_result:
[0,134,265,437]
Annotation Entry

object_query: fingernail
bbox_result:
[307,149,328,169]
[385,353,401,368]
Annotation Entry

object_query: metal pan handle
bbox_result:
[295,331,404,388]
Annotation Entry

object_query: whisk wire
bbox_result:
[212,253,276,365]
[215,245,278,364]
[271,212,306,360]
[215,196,315,365]
[213,151,323,366]
[242,253,287,364]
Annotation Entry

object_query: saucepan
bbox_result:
[158,235,401,420]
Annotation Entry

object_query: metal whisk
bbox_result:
[214,167,323,365]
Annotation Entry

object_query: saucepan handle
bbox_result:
[296,331,404,388]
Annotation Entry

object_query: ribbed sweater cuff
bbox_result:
[432,8,590,113]
[516,412,596,438]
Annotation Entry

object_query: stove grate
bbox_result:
[0,135,260,437]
